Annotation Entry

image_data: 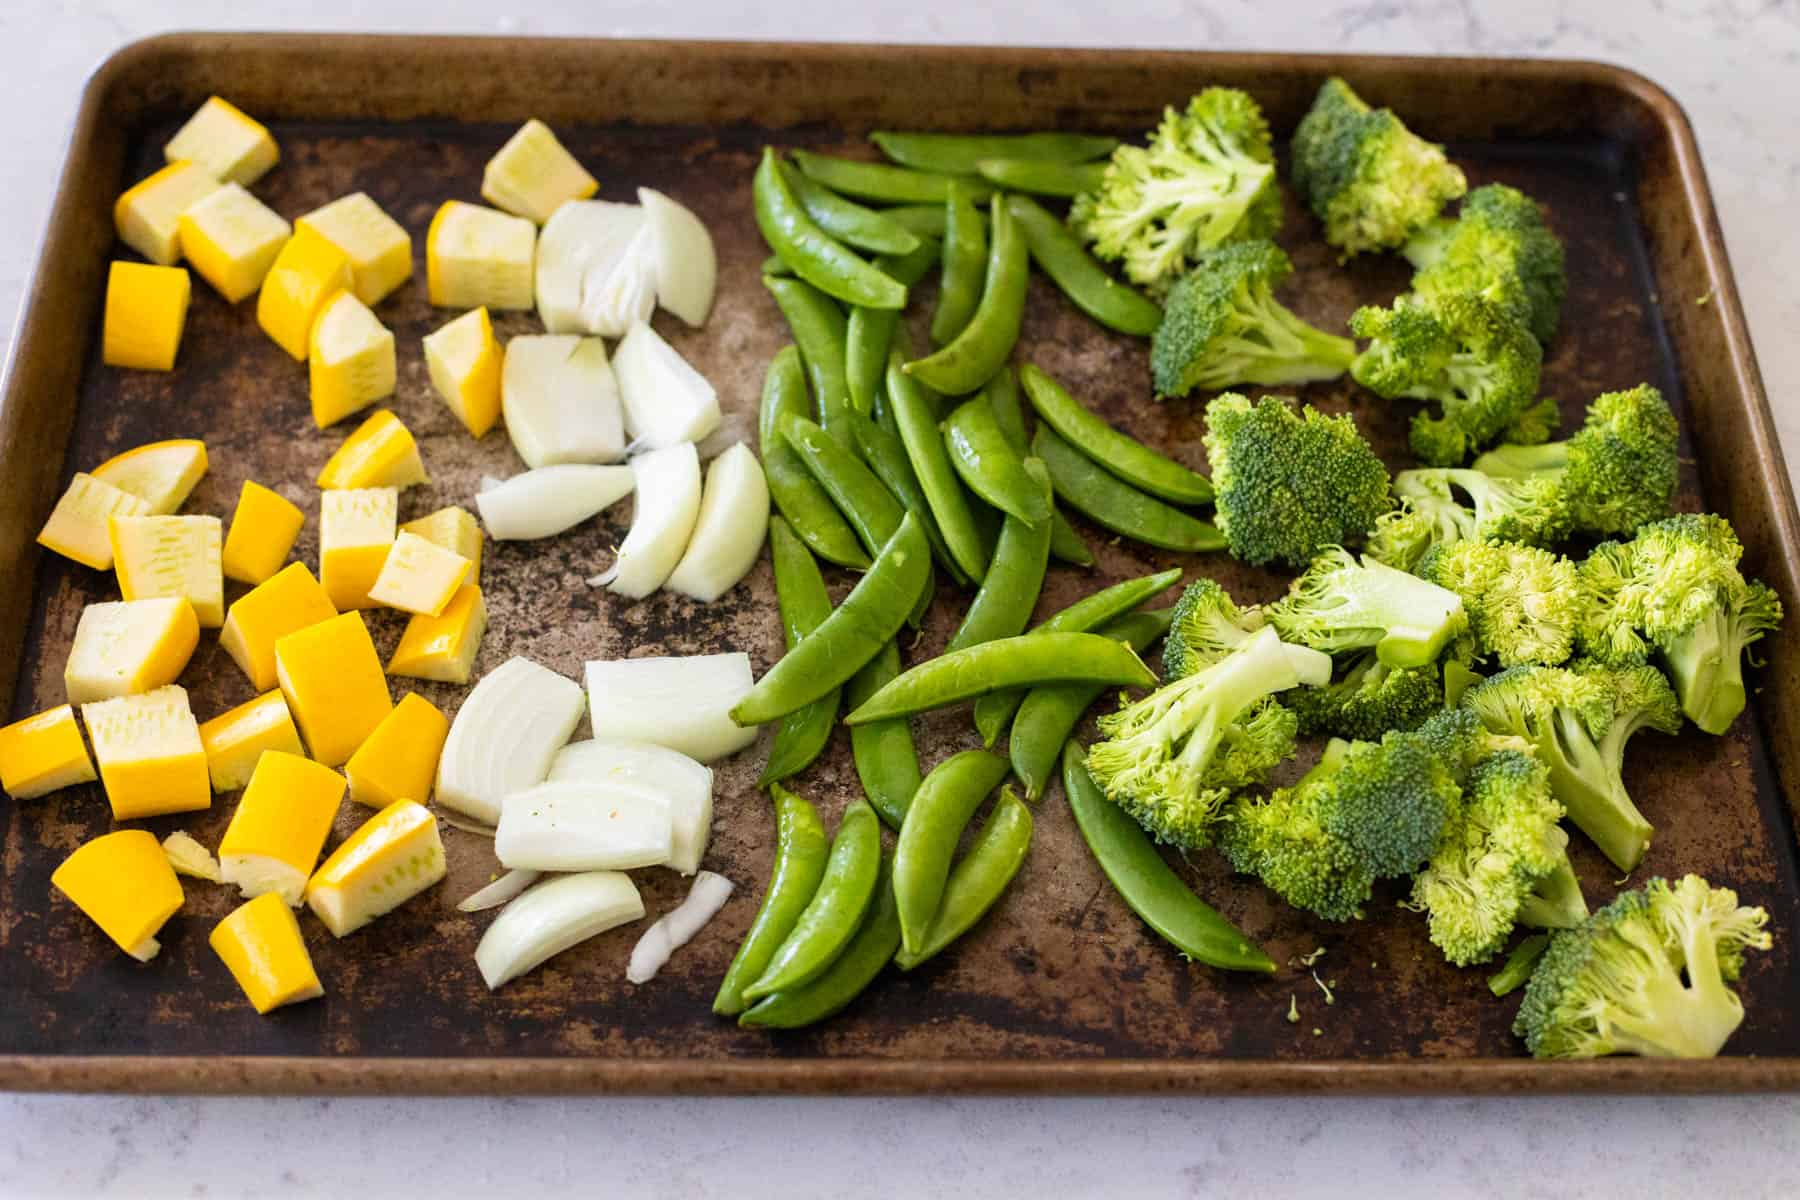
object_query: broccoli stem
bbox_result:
[1518,855,1588,930]
[1602,919,1745,1058]
[1488,933,1549,997]
[1543,707,1653,872]
[1662,608,1748,735]
[1472,441,1569,480]
[1217,287,1356,386]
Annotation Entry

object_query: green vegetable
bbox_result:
[871,130,1118,174]
[907,195,1029,395]
[1007,196,1163,337]
[1365,465,1572,571]
[739,852,901,1029]
[846,406,965,585]
[945,462,1054,654]
[777,158,922,256]
[1417,540,1581,668]
[779,412,906,558]
[845,631,1159,724]
[1161,577,1264,679]
[845,642,922,831]
[713,785,830,1016]
[1020,364,1210,505]
[1047,510,1095,566]
[744,799,883,1000]
[893,788,1034,971]
[931,181,987,346]
[1489,934,1551,997]
[1033,425,1224,553]
[759,347,870,569]
[882,203,960,239]
[1287,649,1443,742]
[846,237,942,415]
[765,274,854,444]
[886,352,991,582]
[754,148,907,310]
[1403,183,1566,343]
[1265,546,1468,670]
[975,157,1107,197]
[893,751,1011,956]
[758,517,841,787]
[793,148,992,205]
[943,395,1053,525]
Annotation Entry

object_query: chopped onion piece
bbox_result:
[501,335,626,468]
[589,443,701,598]
[550,739,714,874]
[476,464,634,541]
[536,200,646,334]
[665,443,770,602]
[436,656,586,825]
[475,870,643,990]
[639,187,716,327]
[494,780,673,872]
[584,653,757,763]
[457,868,541,912]
[611,321,721,450]
[627,871,734,984]
[580,222,659,338]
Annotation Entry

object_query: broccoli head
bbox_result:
[1403,183,1568,343]
[1499,396,1562,446]
[1149,240,1356,397]
[1366,466,1571,570]
[1288,648,1443,742]
[1163,577,1265,678]
[1290,77,1468,257]
[1203,393,1393,568]
[1417,540,1581,668]
[1266,545,1468,668]
[1515,874,1772,1059]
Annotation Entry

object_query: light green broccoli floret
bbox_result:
[1163,577,1265,679]
[1365,465,1571,570]
[1266,545,1467,669]
[1417,540,1581,668]
[1287,648,1443,742]
[1403,183,1567,343]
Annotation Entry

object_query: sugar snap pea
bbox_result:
[893,787,1034,971]
[765,275,853,444]
[887,353,990,583]
[744,799,882,1000]
[930,182,987,347]
[844,631,1157,724]
[713,785,831,1016]
[893,750,1011,956]
[906,195,1027,396]
[778,158,922,256]
[739,851,900,1029]
[870,130,1118,175]
[846,641,922,830]
[754,148,906,310]
[1048,515,1095,566]
[1034,425,1225,553]
[846,236,941,416]
[846,408,966,586]
[976,158,1107,197]
[762,253,793,277]
[980,370,1092,565]
[883,204,974,240]
[1061,742,1275,974]
[942,394,1052,525]
[759,517,840,787]
[793,149,992,206]
[945,460,1053,654]
[760,347,869,569]
[732,512,931,727]
[1007,196,1164,338]
[1020,363,1211,504]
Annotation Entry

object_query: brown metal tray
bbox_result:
[2,34,1798,1095]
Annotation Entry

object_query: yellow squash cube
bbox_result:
[305,799,445,937]
[198,689,304,792]
[295,192,412,306]
[344,692,448,810]
[81,684,210,820]
[367,532,470,617]
[165,96,278,186]
[422,306,502,438]
[401,506,482,582]
[177,183,292,303]
[37,473,150,570]
[91,439,209,515]
[102,262,191,371]
[64,597,200,704]
[426,201,535,311]
[52,830,184,961]
[274,611,393,767]
[162,830,222,881]
[316,410,427,490]
[222,480,304,585]
[387,584,486,685]
[220,562,337,691]
[210,892,323,1013]
[218,750,345,904]
[308,289,396,428]
[318,487,396,610]
[0,705,97,799]
[482,119,599,224]
[110,514,224,627]
[256,227,353,361]
[114,160,222,266]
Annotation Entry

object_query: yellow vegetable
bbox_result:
[422,306,502,438]
[109,514,224,627]
[91,439,208,515]
[210,892,324,1013]
[64,597,200,704]
[256,227,354,361]
[308,289,396,427]
[222,480,304,585]
[164,96,278,186]
[220,562,337,691]
[367,531,470,616]
[0,704,97,799]
[388,584,487,685]
[306,798,446,936]
[177,183,291,303]
[82,684,210,820]
[218,750,345,903]
[52,830,184,961]
[318,486,397,610]
[161,830,222,881]
[401,505,482,582]
[113,160,222,266]
[198,689,304,792]
[102,262,191,371]
[426,201,535,311]
[316,410,427,490]
[294,192,412,305]
[274,611,393,767]
[481,119,599,224]
[37,473,151,570]
[345,692,449,809]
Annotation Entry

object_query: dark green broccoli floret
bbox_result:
[1150,241,1355,397]
[1290,77,1468,257]
[1365,466,1572,570]
[1403,183,1568,343]
[1070,87,1281,293]
[1288,648,1442,742]
[1163,577,1264,678]
[1515,874,1771,1059]
[1219,743,1375,921]
[1202,393,1393,568]
[1417,540,1581,668]
[1266,545,1467,669]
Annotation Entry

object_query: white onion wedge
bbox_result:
[550,739,714,874]
[475,870,643,990]
[639,187,716,327]
[502,335,627,468]
[536,200,646,334]
[457,868,541,912]
[475,464,635,541]
[579,222,659,338]
[435,656,587,825]
[627,871,734,984]
[495,780,673,872]
[611,321,721,450]
[589,443,701,598]
[665,443,770,602]
[584,653,757,763]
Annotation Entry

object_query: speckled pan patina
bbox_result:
[1,35,1797,1094]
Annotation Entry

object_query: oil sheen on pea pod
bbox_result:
[843,631,1158,725]
[752,148,906,311]
[1033,424,1225,553]
[776,158,921,257]
[942,395,1052,526]
[712,784,830,1017]
[1019,362,1211,504]
[893,787,1035,971]
[758,346,868,569]
[846,407,966,586]
[892,750,1011,957]
[742,799,882,1000]
[738,850,901,1029]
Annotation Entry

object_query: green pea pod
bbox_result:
[1020,363,1211,504]
[760,347,869,569]
[739,851,901,1029]
[754,148,906,311]
[1010,609,1173,799]
[777,158,922,256]
[870,130,1118,174]
[1006,197,1163,337]
[930,182,987,347]
[759,517,840,787]
[732,513,932,727]
[976,158,1107,197]
[743,799,883,1000]
[1061,742,1275,974]
[713,785,831,1016]
[792,149,992,205]
[905,195,1028,396]
[765,275,853,445]
[982,366,1029,452]
[847,237,941,416]
[893,750,1011,956]
[1049,510,1095,565]
[762,253,794,277]
[883,204,970,240]
[887,352,991,583]
[893,788,1034,971]
[844,631,1157,724]
[942,394,1052,525]
[846,641,922,830]
[778,412,905,557]
[1034,425,1225,553]
[945,460,1054,654]
[846,408,967,586]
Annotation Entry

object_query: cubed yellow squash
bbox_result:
[305,798,446,937]
[257,227,354,361]
[422,307,502,438]
[161,830,222,882]
[110,514,224,627]
[481,119,599,224]
[344,692,448,810]
[217,750,345,904]
[102,262,191,371]
[318,487,396,610]
[308,289,396,428]
[81,684,210,820]
[198,689,304,792]
[401,505,482,582]
[367,532,470,617]
[177,183,291,303]
[114,160,222,266]
[387,584,486,685]
[210,892,323,1014]
[52,830,184,961]
[295,192,412,306]
[37,473,151,570]
[64,597,200,704]
[426,201,535,311]
[222,480,304,585]
[274,611,393,767]
[165,96,278,186]
[220,562,337,691]
[316,410,427,490]
[0,705,97,799]
[91,439,209,515]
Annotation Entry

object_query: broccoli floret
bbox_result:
[1576,513,1784,733]
[1202,393,1393,568]
[1515,874,1772,1059]
[1351,293,1543,466]
[1150,241,1356,397]
[1417,706,1530,773]
[1070,88,1281,292]
[1322,727,1461,877]
[1473,385,1679,536]
[1365,466,1571,570]
[1219,743,1375,921]
[1087,626,1331,849]
[1417,540,1581,668]
[1266,546,1467,668]
[1288,648,1443,741]
[1163,577,1265,678]
[1403,184,1567,343]
[1290,77,1468,257]
[1499,396,1562,446]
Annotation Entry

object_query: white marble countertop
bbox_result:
[3,3,1799,1196]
